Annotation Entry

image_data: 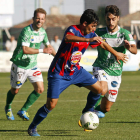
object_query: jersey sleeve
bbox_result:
[20,28,31,47]
[89,31,101,48]
[43,32,50,46]
[124,29,136,45]
[65,26,76,36]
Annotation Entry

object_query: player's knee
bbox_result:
[46,102,56,110]
[35,87,44,94]
[11,88,19,95]
[96,87,102,94]
[101,89,107,95]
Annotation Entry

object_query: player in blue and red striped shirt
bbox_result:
[28,9,127,136]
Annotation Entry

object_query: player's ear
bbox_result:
[83,21,87,27]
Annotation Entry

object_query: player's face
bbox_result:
[105,12,119,32]
[84,22,97,35]
[33,12,46,30]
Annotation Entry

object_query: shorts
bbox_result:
[93,67,121,102]
[10,63,43,88]
[47,68,97,98]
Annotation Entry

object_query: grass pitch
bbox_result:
[0,71,140,140]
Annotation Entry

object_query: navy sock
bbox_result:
[29,104,50,129]
[82,91,101,113]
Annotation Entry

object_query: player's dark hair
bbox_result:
[105,5,119,16]
[34,8,47,17]
[80,9,99,24]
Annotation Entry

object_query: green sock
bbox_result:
[21,90,41,111]
[5,90,15,110]
[95,105,102,111]
[94,95,104,109]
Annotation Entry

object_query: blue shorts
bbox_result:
[47,68,97,98]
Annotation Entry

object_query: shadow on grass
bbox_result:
[0,130,80,136]
[102,121,140,123]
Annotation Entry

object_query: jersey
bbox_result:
[48,25,101,76]
[93,26,136,76]
[10,24,49,69]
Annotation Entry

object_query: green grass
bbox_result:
[0,71,140,140]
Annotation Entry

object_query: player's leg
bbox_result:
[17,67,44,121]
[5,63,26,120]
[28,98,58,136]
[28,73,71,136]
[99,96,114,113]
[82,68,108,117]
[95,75,121,113]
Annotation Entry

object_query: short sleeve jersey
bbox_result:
[10,24,49,69]
[48,25,101,76]
[94,26,135,76]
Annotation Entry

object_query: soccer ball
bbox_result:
[80,111,99,130]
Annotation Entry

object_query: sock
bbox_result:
[5,90,15,110]
[95,105,102,111]
[21,90,41,111]
[82,91,101,113]
[29,104,50,129]
[94,95,104,109]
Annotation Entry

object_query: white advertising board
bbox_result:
[0,50,139,72]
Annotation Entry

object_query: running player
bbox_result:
[81,5,137,130]
[5,8,56,121]
[27,9,127,136]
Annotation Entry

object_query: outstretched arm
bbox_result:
[65,34,102,43]
[100,41,128,64]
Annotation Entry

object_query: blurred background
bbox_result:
[0,0,140,72]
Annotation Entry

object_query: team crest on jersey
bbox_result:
[31,36,34,41]
[70,51,82,65]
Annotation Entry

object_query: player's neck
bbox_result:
[78,25,85,35]
[32,24,40,31]
[107,25,119,33]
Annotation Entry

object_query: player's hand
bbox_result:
[43,47,53,54]
[116,52,128,64]
[89,37,103,43]
[124,40,131,50]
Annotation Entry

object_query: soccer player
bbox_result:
[5,8,56,121]
[28,9,127,136]
[81,5,137,129]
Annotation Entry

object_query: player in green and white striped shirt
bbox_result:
[5,8,56,121]
[82,5,137,124]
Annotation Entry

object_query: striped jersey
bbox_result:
[49,25,101,76]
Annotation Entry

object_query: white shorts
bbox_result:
[10,63,43,89]
[93,67,121,102]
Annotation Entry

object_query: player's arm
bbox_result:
[22,46,53,55]
[65,34,102,43]
[100,41,128,64]
[124,40,137,54]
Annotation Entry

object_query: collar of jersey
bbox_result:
[30,24,40,33]
[106,26,120,35]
